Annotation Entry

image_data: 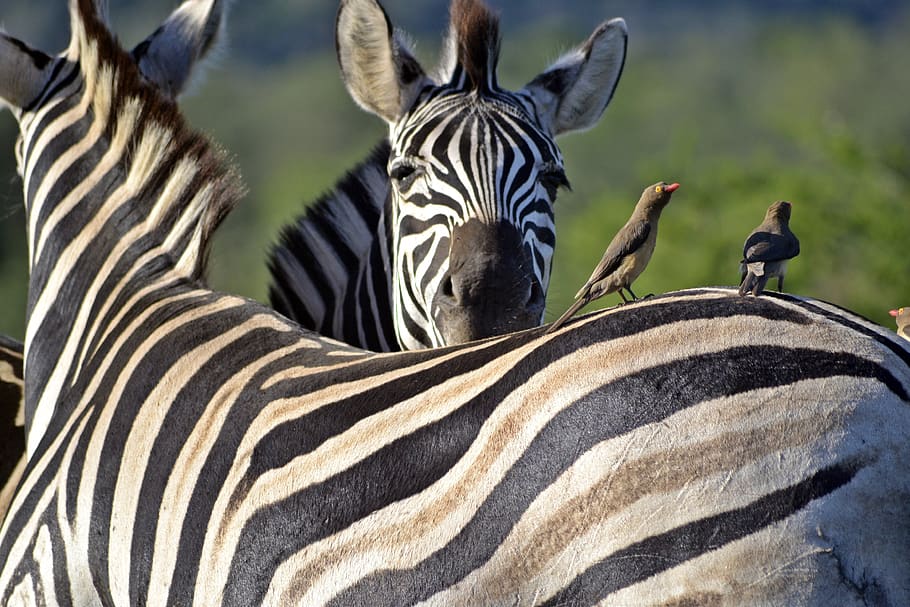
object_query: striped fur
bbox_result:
[268,142,396,351]
[2,2,910,605]
[271,0,628,351]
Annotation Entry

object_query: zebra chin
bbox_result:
[434,303,545,345]
[431,219,548,345]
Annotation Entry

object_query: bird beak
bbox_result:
[665,183,680,193]
[890,309,900,317]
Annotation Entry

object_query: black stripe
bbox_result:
[267,141,391,349]
[542,460,861,605]
[0,339,24,489]
[270,222,337,332]
[267,253,317,329]
[775,293,910,371]
[329,346,895,605]
[47,503,74,606]
[397,258,432,346]
[354,263,381,350]
[74,293,231,603]
[368,229,396,350]
[24,102,94,219]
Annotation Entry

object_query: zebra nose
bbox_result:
[441,268,544,310]
[527,278,545,310]
[433,219,546,344]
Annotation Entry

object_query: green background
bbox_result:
[0,0,907,342]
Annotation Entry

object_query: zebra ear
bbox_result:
[0,34,52,111]
[336,0,429,123]
[523,18,627,136]
[130,0,228,99]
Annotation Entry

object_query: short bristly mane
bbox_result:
[446,0,501,90]
[16,0,245,453]
[67,0,243,282]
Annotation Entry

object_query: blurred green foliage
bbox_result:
[0,2,907,342]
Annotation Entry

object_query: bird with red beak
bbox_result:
[549,181,679,332]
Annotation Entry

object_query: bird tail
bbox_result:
[546,297,590,334]
[738,273,752,296]
[739,272,770,296]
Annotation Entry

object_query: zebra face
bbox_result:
[337,0,627,349]
[387,93,565,348]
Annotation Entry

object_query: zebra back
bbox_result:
[3,286,909,605]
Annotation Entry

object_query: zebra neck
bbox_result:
[20,16,243,454]
[268,141,398,352]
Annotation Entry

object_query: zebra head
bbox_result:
[336,0,627,349]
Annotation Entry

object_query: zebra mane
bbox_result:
[442,0,502,91]
[67,0,244,281]
[268,140,395,350]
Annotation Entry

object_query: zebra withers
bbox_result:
[270,0,628,351]
[2,1,910,605]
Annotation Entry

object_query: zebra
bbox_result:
[270,0,628,351]
[2,1,910,605]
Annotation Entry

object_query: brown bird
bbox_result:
[890,307,910,341]
[739,200,800,297]
[548,181,679,333]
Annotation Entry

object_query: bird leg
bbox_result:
[618,289,631,304]
[777,276,785,292]
[626,286,640,301]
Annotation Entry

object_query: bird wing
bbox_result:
[576,221,651,299]
[743,231,799,262]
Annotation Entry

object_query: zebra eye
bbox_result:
[539,168,571,199]
[389,159,422,190]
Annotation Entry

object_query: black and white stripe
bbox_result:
[269,0,628,351]
[2,1,910,605]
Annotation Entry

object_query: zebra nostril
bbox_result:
[441,275,455,300]
[527,281,544,308]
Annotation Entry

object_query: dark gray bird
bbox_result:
[738,200,800,297]
[890,307,910,341]
[548,181,679,333]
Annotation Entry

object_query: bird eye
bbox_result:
[655,185,663,193]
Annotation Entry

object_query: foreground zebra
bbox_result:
[2,1,910,605]
[270,0,628,351]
